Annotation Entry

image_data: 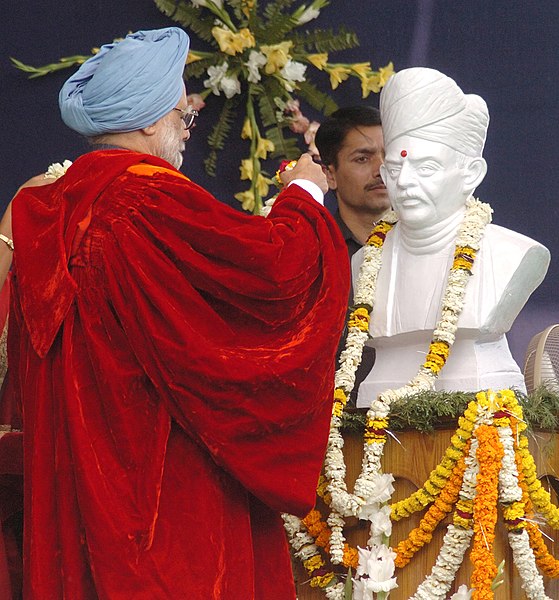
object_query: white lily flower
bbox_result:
[192,0,223,8]
[450,584,472,600]
[244,50,267,83]
[355,544,398,592]
[203,62,229,95]
[296,6,321,24]
[220,73,241,98]
[280,59,307,82]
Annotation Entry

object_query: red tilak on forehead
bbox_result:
[400,150,407,158]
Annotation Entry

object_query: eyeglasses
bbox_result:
[173,107,198,130]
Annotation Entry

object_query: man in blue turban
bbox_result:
[9,26,349,600]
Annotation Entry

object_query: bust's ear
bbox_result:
[464,157,487,191]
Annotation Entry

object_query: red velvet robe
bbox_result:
[9,150,349,599]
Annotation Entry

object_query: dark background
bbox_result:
[1,0,558,363]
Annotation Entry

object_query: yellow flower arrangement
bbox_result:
[14,0,394,215]
[211,26,255,55]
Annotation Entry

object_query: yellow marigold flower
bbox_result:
[332,401,344,417]
[241,117,252,140]
[316,528,330,546]
[343,545,359,569]
[260,41,293,74]
[430,472,448,489]
[493,417,509,428]
[424,480,439,497]
[446,445,465,461]
[455,245,476,257]
[303,509,321,526]
[212,26,255,56]
[310,572,335,588]
[368,417,388,430]
[327,65,351,90]
[430,340,450,358]
[378,61,395,86]
[307,53,328,70]
[303,554,324,573]
[424,355,445,373]
[347,307,370,331]
[234,189,255,212]
[334,388,347,404]
[364,431,386,444]
[416,489,433,505]
[366,219,395,246]
[503,501,525,521]
[453,514,472,529]
[239,159,253,181]
[255,136,275,159]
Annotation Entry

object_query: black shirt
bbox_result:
[333,210,375,406]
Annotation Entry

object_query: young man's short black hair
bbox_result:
[315,106,382,168]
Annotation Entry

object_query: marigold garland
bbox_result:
[514,434,559,578]
[286,197,559,598]
[393,442,469,568]
[470,424,504,599]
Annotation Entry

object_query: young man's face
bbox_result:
[325,125,390,220]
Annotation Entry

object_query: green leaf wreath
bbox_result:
[12,0,394,214]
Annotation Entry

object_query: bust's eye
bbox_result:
[417,163,438,175]
[387,166,401,177]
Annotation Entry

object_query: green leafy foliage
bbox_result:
[10,55,92,79]
[291,26,360,53]
[340,387,559,434]
[154,0,215,43]
[207,97,237,151]
[297,79,338,116]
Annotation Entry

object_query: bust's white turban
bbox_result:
[59,27,190,137]
[380,67,489,157]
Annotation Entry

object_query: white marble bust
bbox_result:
[353,67,550,406]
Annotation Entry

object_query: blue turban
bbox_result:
[59,27,190,136]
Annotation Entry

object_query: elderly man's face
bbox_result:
[152,88,191,169]
[381,135,468,229]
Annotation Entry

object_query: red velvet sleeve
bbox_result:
[98,172,349,515]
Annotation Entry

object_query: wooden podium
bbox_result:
[295,426,559,600]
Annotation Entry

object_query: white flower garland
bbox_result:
[409,434,480,599]
[324,198,492,560]
[285,197,494,597]
[508,529,551,600]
